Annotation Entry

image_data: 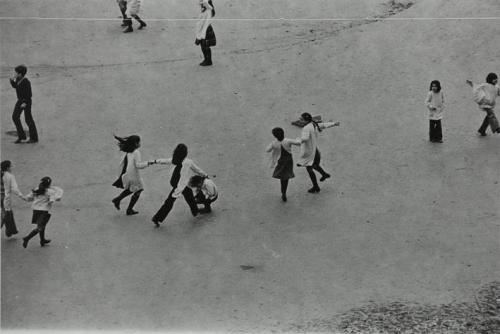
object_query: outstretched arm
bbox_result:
[319,121,340,130]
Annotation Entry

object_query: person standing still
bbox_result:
[195,0,216,66]
[425,80,445,143]
[10,65,38,143]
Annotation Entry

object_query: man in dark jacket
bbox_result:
[10,65,38,143]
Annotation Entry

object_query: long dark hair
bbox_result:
[301,112,322,132]
[1,160,11,178]
[33,176,51,196]
[208,0,215,16]
[429,80,441,92]
[114,134,140,153]
[172,143,188,165]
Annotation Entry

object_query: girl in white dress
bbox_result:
[112,135,154,215]
[297,112,340,193]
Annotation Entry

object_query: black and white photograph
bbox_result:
[1,0,499,333]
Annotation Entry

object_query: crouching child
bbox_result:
[189,175,218,213]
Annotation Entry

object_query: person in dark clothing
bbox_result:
[117,0,128,27]
[150,144,208,227]
[10,65,38,143]
[195,0,216,66]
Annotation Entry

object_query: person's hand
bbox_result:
[466,79,473,87]
[20,103,26,109]
[334,121,340,126]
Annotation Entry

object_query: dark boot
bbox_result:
[126,191,142,215]
[39,230,51,247]
[22,229,39,248]
[123,19,133,33]
[306,167,320,193]
[134,15,146,29]
[112,189,132,210]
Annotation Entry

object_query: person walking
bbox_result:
[117,0,128,27]
[151,144,209,227]
[22,177,63,248]
[10,65,38,143]
[112,135,154,216]
[195,0,216,66]
[425,80,445,143]
[1,160,24,237]
[266,127,301,202]
[466,73,500,136]
[296,112,340,193]
[123,0,146,33]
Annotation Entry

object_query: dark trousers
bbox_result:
[1,211,18,237]
[124,15,146,27]
[195,192,218,209]
[429,119,442,141]
[12,101,38,141]
[200,42,212,64]
[478,109,500,134]
[118,0,128,20]
[152,187,198,223]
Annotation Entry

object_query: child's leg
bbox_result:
[4,211,18,237]
[306,166,320,192]
[429,120,434,140]
[182,187,198,217]
[112,189,132,210]
[436,120,442,141]
[132,14,146,28]
[38,212,51,246]
[126,190,143,215]
[478,114,489,135]
[152,190,176,224]
[280,179,289,201]
[22,228,39,248]
[12,102,26,141]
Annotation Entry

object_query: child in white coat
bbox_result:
[425,80,445,143]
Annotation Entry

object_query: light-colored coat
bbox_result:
[425,91,445,120]
[120,150,149,192]
[297,122,338,167]
[2,172,23,211]
[195,3,213,40]
[266,138,301,168]
[155,158,207,198]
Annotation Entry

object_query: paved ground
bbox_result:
[1,0,499,332]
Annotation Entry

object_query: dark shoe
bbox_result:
[126,209,139,216]
[436,140,443,143]
[112,198,121,210]
[14,139,25,144]
[320,173,331,182]
[199,61,213,66]
[281,194,287,202]
[123,26,133,33]
[27,139,38,143]
[478,130,487,137]
[40,239,51,247]
[22,237,29,248]
[121,21,128,27]
[308,187,320,193]
[138,22,147,29]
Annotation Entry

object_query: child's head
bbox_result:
[486,73,498,85]
[1,160,12,174]
[429,80,441,92]
[33,176,51,196]
[189,175,205,188]
[115,135,141,153]
[172,143,188,165]
[271,127,285,141]
[300,112,312,123]
[14,65,27,77]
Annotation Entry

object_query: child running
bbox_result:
[189,175,218,213]
[266,127,301,202]
[425,80,445,143]
[123,0,146,33]
[466,73,500,136]
[22,177,63,248]
[112,135,154,216]
[150,144,209,227]
[296,112,340,193]
[1,160,24,237]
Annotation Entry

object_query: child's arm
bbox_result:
[425,91,434,110]
[265,142,274,152]
[24,192,34,202]
[134,150,152,169]
[319,121,340,130]
[153,158,173,165]
[9,78,16,88]
[285,138,301,146]
[10,175,24,198]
